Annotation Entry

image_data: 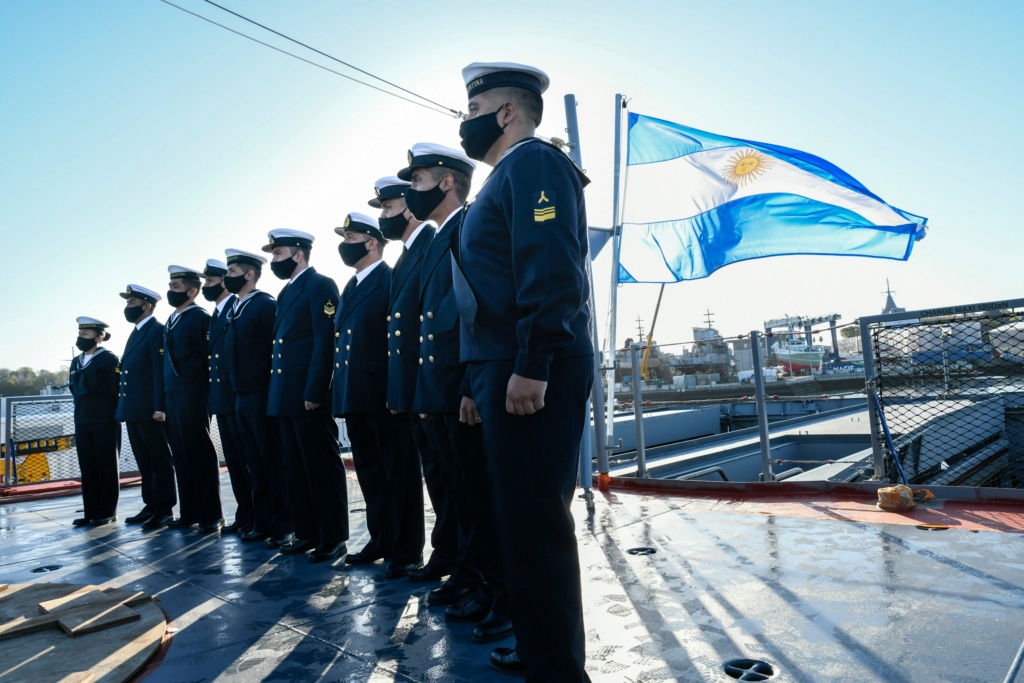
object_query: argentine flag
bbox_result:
[619,113,928,283]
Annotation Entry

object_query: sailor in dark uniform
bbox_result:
[399,146,481,597]
[453,62,594,681]
[264,229,348,562]
[114,285,176,531]
[333,213,423,578]
[223,248,294,547]
[373,173,453,581]
[69,317,121,526]
[164,265,225,533]
[202,259,251,534]
[403,144,510,640]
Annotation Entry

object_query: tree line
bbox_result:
[0,367,70,397]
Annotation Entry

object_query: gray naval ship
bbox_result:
[1,290,1023,682]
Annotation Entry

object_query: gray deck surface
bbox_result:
[1,473,1023,682]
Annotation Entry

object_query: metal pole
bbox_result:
[860,319,887,480]
[750,331,774,482]
[606,94,626,448]
[564,93,607,500]
[629,343,648,478]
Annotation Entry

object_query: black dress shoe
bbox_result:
[383,562,418,579]
[407,561,454,583]
[445,599,490,623]
[266,532,294,548]
[489,647,528,677]
[91,516,117,526]
[240,529,268,542]
[223,520,247,534]
[124,511,152,525]
[199,518,225,534]
[141,514,172,531]
[473,612,513,643]
[279,538,316,555]
[308,541,347,563]
[72,518,91,527]
[427,582,473,607]
[344,547,387,565]
[168,518,198,529]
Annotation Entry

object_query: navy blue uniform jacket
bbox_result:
[207,298,236,415]
[70,348,120,425]
[455,139,594,380]
[268,267,340,417]
[386,226,434,411]
[164,305,211,394]
[412,208,465,414]
[115,318,167,421]
[226,291,277,394]
[332,262,391,416]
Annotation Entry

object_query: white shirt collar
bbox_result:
[436,209,461,231]
[290,266,311,284]
[404,223,428,250]
[355,258,384,284]
[135,315,155,331]
[215,296,232,314]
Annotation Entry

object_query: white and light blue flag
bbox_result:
[619,113,928,283]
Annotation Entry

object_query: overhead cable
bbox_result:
[201,0,464,118]
[158,0,459,118]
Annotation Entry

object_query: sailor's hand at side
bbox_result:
[506,374,546,416]
[304,401,320,411]
[152,411,166,422]
[460,397,481,425]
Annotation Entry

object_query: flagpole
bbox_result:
[605,94,626,451]
[563,93,607,503]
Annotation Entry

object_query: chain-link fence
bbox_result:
[2,395,225,487]
[863,297,1024,489]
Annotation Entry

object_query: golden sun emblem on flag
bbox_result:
[722,148,776,187]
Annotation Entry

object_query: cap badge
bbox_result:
[407,150,414,165]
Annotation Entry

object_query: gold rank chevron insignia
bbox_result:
[324,301,336,316]
[533,190,556,223]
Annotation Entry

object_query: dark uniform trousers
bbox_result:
[75,420,121,520]
[345,412,424,565]
[424,411,499,592]
[215,413,252,529]
[126,421,176,517]
[412,413,456,568]
[166,391,223,524]
[278,409,347,548]
[470,356,593,683]
[235,391,292,537]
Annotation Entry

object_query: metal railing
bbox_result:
[861,296,1024,489]
[2,395,225,488]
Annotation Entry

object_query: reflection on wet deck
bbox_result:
[1,475,1023,682]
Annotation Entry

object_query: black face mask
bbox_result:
[379,212,410,240]
[224,273,248,294]
[405,184,446,222]
[124,305,145,323]
[166,290,192,308]
[338,241,369,267]
[76,337,97,352]
[459,108,506,161]
[270,257,298,280]
[201,283,224,301]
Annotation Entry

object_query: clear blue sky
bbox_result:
[2,0,1022,370]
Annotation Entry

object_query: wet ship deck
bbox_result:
[2,473,1023,682]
